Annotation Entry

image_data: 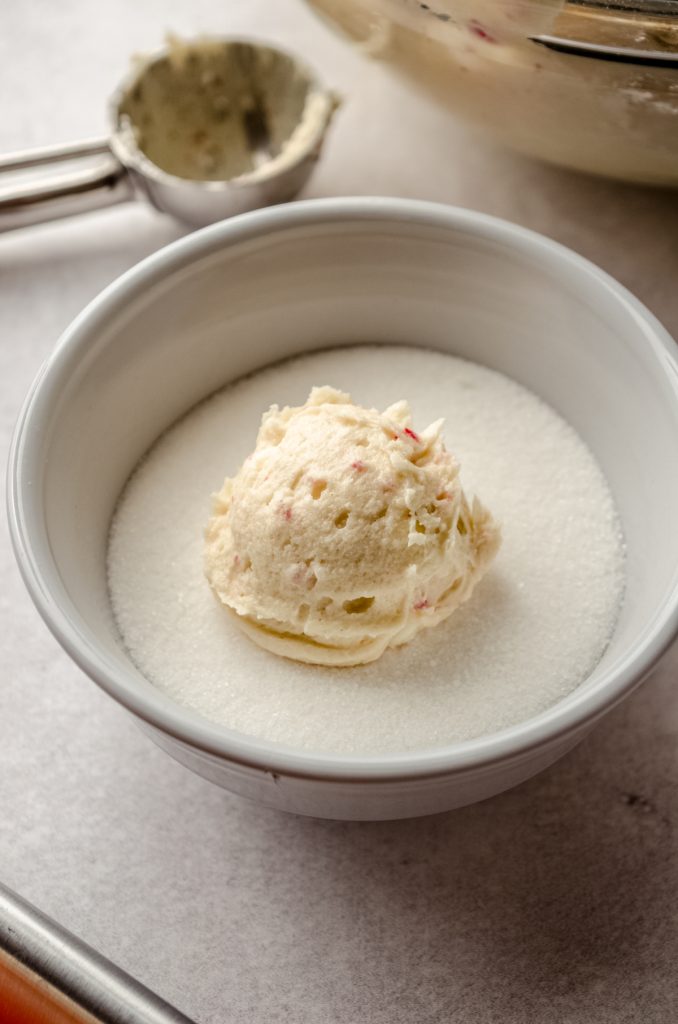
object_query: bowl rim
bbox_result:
[8,196,678,783]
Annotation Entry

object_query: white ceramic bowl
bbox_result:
[8,198,678,820]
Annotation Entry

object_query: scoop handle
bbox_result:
[0,137,135,232]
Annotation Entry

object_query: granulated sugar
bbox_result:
[107,346,625,755]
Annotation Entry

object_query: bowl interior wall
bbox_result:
[24,216,678,720]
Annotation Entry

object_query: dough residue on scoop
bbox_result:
[204,386,500,665]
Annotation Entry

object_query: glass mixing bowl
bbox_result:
[306,0,678,184]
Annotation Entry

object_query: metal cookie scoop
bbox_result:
[0,36,338,233]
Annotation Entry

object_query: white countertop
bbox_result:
[2,2,678,1021]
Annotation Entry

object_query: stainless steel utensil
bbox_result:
[0,880,196,1023]
[0,37,337,233]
